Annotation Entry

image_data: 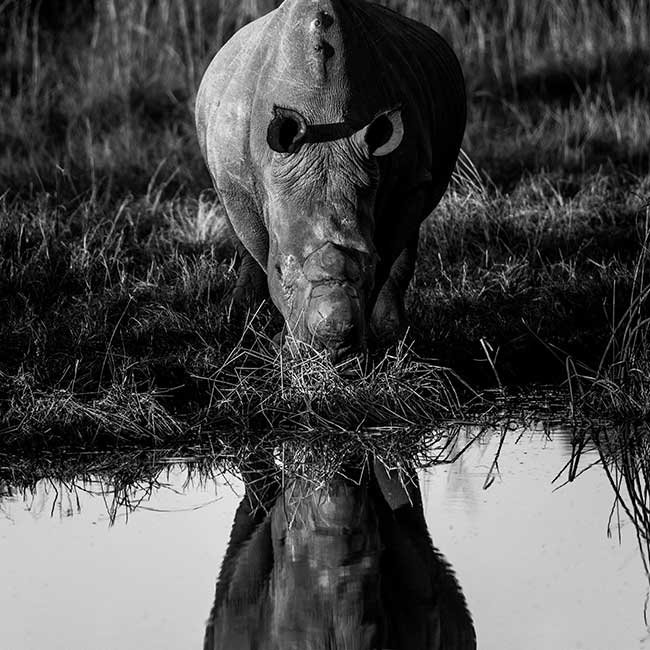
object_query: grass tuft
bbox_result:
[197,328,471,431]
[569,209,650,422]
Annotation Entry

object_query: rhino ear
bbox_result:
[267,106,308,154]
[357,108,404,157]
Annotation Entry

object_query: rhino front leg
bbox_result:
[232,246,269,305]
[370,236,418,346]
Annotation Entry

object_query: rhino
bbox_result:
[196,0,466,358]
[204,458,476,649]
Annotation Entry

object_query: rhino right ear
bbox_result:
[267,106,308,154]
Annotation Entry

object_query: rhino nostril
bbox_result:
[275,263,283,280]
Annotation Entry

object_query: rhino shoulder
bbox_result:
[195,12,274,164]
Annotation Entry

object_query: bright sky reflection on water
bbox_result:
[0,471,244,650]
[420,427,650,650]
[1,426,649,650]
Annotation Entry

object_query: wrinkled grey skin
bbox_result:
[203,460,476,650]
[196,0,466,357]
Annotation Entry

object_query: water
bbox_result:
[1,427,649,650]
[0,471,243,650]
[420,429,650,650]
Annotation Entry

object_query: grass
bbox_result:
[1,0,650,451]
[549,419,650,571]
[566,210,650,421]
[594,423,650,566]
[0,326,479,450]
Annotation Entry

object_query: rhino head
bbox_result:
[262,105,404,360]
[196,0,466,361]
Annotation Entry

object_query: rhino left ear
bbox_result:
[357,108,404,157]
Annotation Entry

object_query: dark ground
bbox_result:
[1,0,649,448]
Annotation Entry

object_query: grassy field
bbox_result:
[1,0,649,448]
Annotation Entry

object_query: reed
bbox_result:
[567,210,650,421]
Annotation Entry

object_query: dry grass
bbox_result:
[0,320,481,450]
[200,328,470,429]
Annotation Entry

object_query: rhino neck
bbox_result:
[269,477,384,649]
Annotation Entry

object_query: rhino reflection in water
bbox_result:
[196,0,466,359]
[204,460,476,649]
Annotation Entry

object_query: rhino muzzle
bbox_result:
[299,243,370,358]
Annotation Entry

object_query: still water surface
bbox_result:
[1,427,649,650]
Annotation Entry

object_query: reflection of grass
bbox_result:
[0,421,477,524]
[595,424,650,571]
[1,0,650,447]
[560,422,650,574]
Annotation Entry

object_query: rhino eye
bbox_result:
[267,106,307,154]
